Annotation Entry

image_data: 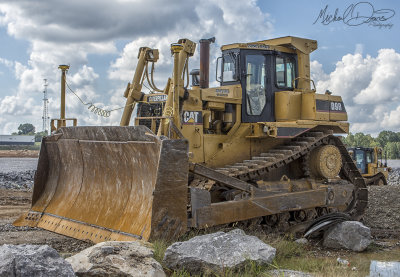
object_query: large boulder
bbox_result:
[66,241,165,277]
[163,229,276,274]
[323,221,371,252]
[0,244,75,277]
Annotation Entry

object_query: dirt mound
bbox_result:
[0,150,39,158]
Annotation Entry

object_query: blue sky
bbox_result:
[262,0,399,72]
[0,0,399,135]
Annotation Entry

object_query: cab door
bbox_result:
[241,51,274,123]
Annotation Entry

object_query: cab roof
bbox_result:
[221,36,317,54]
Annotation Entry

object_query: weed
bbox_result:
[270,237,306,261]
[170,269,193,277]
[152,240,169,265]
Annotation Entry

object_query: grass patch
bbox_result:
[270,236,306,261]
[151,230,400,276]
[152,240,170,265]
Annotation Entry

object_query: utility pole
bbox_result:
[50,65,76,132]
[42,79,49,134]
[59,65,69,125]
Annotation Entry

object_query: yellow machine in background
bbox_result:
[348,147,391,186]
[16,36,367,243]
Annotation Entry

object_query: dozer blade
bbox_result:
[14,126,189,243]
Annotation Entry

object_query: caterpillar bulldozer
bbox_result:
[348,146,391,186]
[15,36,368,243]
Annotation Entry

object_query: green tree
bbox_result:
[16,123,35,135]
[377,130,399,148]
[343,132,355,147]
[353,132,374,148]
[370,139,380,148]
[34,131,47,142]
[343,130,400,159]
[384,142,400,159]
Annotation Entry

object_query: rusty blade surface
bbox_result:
[14,126,189,242]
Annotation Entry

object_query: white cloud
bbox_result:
[382,106,400,129]
[354,43,364,55]
[1,122,19,134]
[0,57,13,68]
[311,48,400,134]
[353,49,400,105]
[108,0,273,86]
[0,0,199,43]
[0,0,273,134]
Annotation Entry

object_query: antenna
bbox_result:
[42,79,49,134]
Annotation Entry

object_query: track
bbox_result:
[365,172,387,186]
[191,130,368,231]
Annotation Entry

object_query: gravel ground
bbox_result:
[0,170,35,190]
[363,185,400,230]
[363,169,400,233]
[388,168,400,186]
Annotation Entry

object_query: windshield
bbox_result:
[355,149,366,173]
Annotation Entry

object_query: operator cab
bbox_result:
[219,42,299,123]
[348,147,374,174]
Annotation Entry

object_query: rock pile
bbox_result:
[0,170,35,190]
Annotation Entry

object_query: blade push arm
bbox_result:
[120,47,159,126]
[158,39,196,137]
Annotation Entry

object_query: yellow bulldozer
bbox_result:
[348,147,391,186]
[15,36,367,243]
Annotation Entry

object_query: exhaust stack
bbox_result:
[199,37,215,88]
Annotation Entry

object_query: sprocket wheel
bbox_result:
[309,144,342,179]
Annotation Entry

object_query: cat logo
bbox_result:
[183,111,202,125]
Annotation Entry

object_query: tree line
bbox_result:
[11,123,47,142]
[342,131,400,159]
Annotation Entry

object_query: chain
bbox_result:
[64,77,143,118]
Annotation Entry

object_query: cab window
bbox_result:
[245,54,266,115]
[366,152,372,163]
[222,54,237,82]
[276,56,295,88]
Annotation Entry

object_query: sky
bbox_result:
[0,0,399,136]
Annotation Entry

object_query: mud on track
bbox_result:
[0,189,92,256]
